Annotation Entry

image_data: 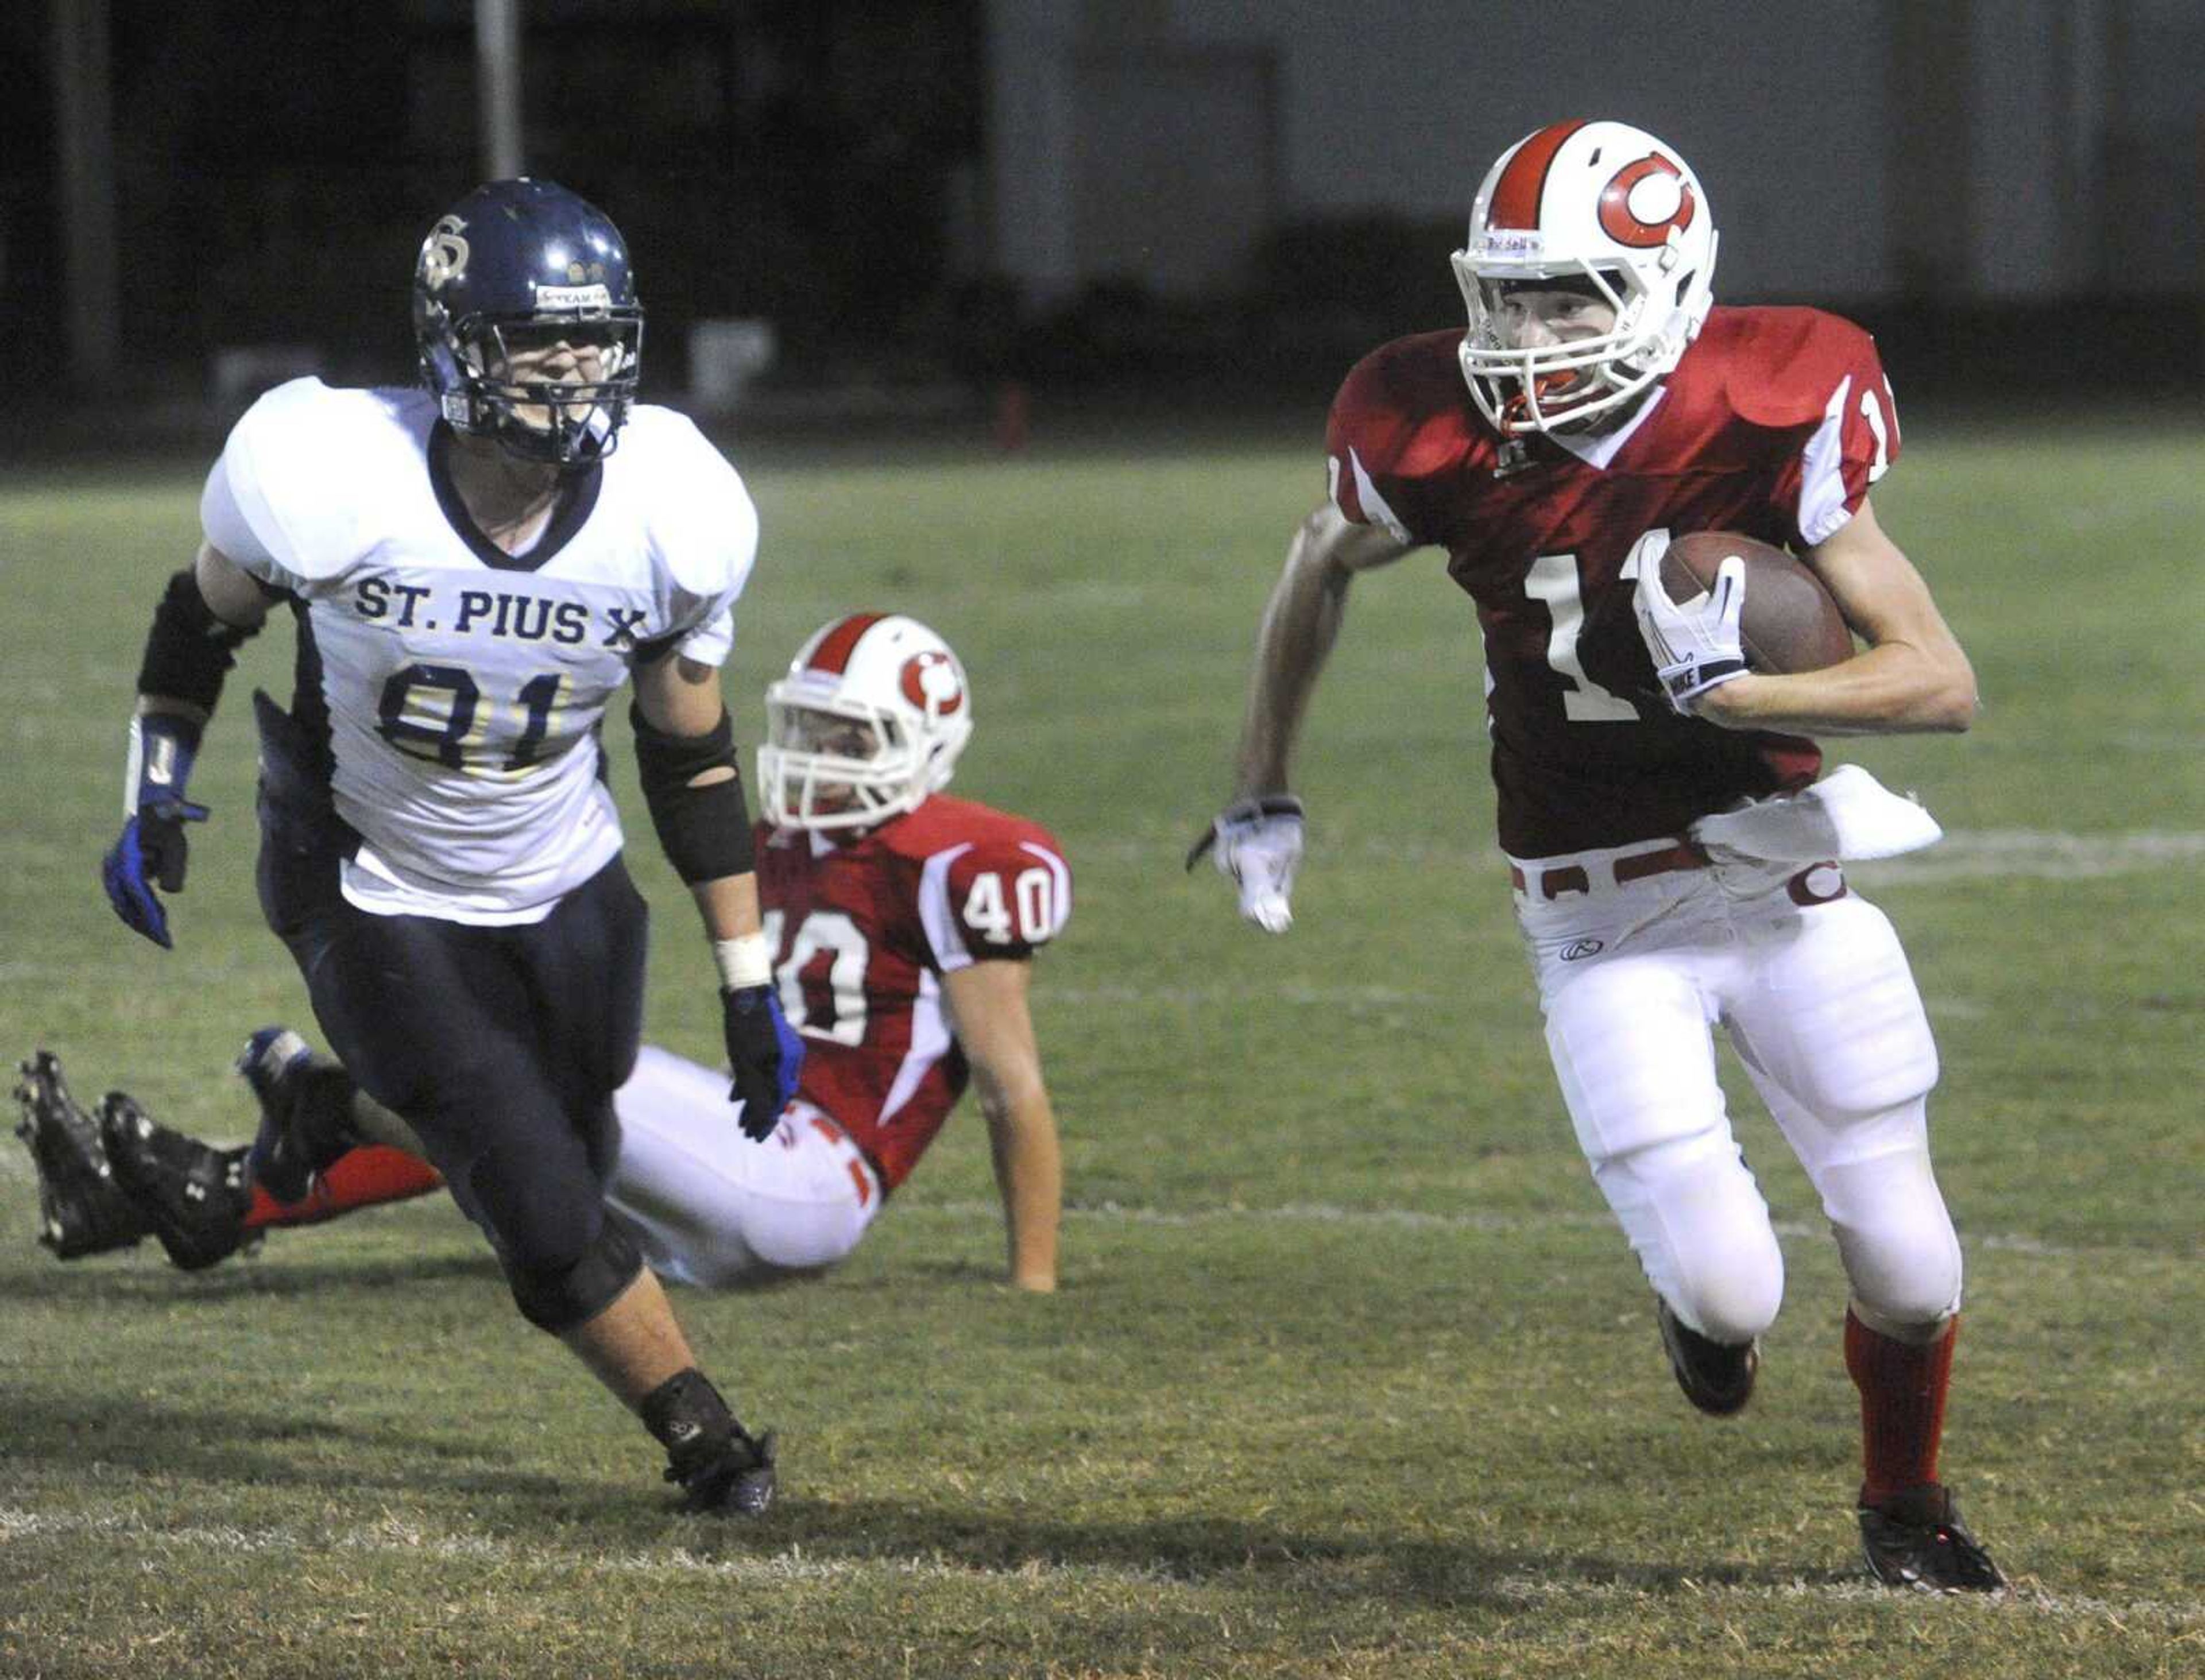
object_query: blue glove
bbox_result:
[100,713,209,950]
[721,984,805,1141]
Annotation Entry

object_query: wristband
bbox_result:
[124,711,204,816]
[712,932,773,991]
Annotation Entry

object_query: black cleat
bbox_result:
[1858,1485,2007,1594]
[641,1368,779,1515]
[664,1424,779,1516]
[237,1025,356,1205]
[1657,1297,1758,1416]
[13,1050,149,1258]
[98,1091,256,1272]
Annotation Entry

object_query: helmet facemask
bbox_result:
[1451,121,1718,439]
[1454,245,1710,436]
[759,683,971,833]
[432,312,644,467]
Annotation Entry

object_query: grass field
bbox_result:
[2,408,2201,1678]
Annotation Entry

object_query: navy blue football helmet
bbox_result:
[412,179,644,466]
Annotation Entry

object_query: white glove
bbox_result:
[1186,795,1305,934]
[1635,545,1749,714]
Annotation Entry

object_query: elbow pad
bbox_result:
[136,569,258,711]
[630,702,757,884]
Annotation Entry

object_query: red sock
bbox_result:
[245,1146,444,1230]
[1844,1307,1958,1507]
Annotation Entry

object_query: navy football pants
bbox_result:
[260,835,648,1284]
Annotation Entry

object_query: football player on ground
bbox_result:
[89,179,803,1513]
[28,614,1068,1306]
[1192,120,2004,1593]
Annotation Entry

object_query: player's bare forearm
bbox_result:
[687,869,764,943]
[944,958,1059,1291]
[985,1084,1062,1292]
[1699,497,1976,736]
[1232,506,1415,796]
[1695,642,1976,735]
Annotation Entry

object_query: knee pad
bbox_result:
[1670,1244,1786,1346]
[1594,1128,1785,1345]
[1818,1142,1963,1329]
[505,1216,644,1334]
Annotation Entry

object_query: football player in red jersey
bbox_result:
[22,613,1068,1303]
[1193,119,2003,1593]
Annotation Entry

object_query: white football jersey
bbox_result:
[202,378,759,923]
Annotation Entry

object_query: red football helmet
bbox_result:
[1454,119,1718,436]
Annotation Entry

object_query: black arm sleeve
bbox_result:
[136,569,258,710]
[629,702,757,884]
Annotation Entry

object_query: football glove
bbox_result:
[721,984,804,1142]
[1635,550,1749,714]
[1186,794,1305,934]
[100,712,210,950]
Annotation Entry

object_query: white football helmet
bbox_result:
[1453,119,1718,436]
[759,612,973,831]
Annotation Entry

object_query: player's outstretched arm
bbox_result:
[1232,504,1418,795]
[1693,498,1978,737]
[1190,506,1416,932]
[943,958,1060,1293]
[101,543,270,949]
[630,653,802,1139]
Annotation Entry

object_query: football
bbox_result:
[1659,531,1854,674]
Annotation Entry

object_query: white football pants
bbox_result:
[605,1046,883,1289]
[1515,843,1963,1344]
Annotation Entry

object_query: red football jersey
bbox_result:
[754,795,1071,1191]
[1326,305,1900,857]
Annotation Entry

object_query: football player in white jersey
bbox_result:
[95,179,803,1515]
[40,614,1069,1298]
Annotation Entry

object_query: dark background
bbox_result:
[3,2,989,397]
[4,0,2201,439]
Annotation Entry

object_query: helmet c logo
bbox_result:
[1597,154,1696,249]
[900,651,964,715]
[421,215,470,291]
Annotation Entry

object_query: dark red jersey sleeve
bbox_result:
[1730,311,1900,548]
[1323,331,1484,547]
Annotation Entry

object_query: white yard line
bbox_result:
[1489,1571,2202,1624]
[1047,982,1433,1006]
[1094,829,2205,882]
[0,1505,1158,1590]
[0,1146,2136,1260]
[1848,829,2205,884]
[1,1506,2194,1627]
[906,1199,2116,1258]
